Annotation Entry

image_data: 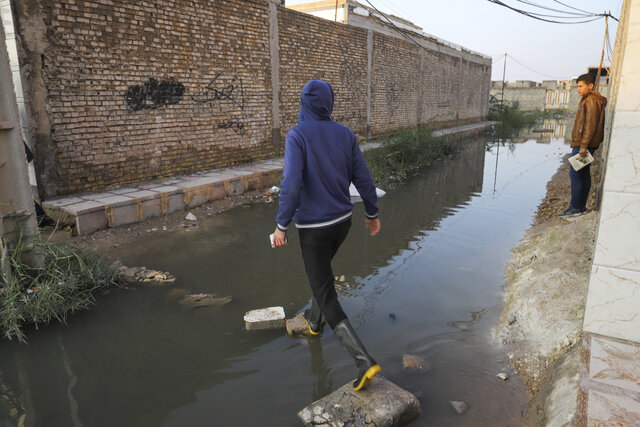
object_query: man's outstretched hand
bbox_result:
[273,228,288,247]
[365,218,381,236]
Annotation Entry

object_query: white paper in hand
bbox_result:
[568,151,594,171]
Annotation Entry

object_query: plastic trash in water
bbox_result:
[349,183,386,203]
[185,212,197,221]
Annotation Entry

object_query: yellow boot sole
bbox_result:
[353,364,381,391]
[304,318,321,336]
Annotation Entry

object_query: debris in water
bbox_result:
[402,354,430,372]
[389,312,397,320]
[450,401,469,414]
[179,293,232,309]
[185,212,197,221]
[118,266,176,285]
[167,288,188,299]
[349,183,386,202]
[497,372,509,381]
[270,186,280,194]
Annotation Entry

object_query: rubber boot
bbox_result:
[304,297,323,335]
[333,319,381,391]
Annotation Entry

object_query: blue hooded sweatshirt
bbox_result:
[276,80,378,231]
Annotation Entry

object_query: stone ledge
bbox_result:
[298,376,421,426]
[42,161,284,235]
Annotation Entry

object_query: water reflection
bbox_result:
[0,134,567,426]
[507,118,573,143]
[308,339,332,401]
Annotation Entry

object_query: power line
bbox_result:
[357,0,425,49]
[551,0,597,15]
[512,0,598,17]
[507,53,566,79]
[372,0,448,40]
[487,0,614,24]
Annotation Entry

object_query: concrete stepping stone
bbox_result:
[286,313,326,336]
[244,306,285,331]
[298,376,421,426]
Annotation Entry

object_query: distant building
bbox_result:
[490,67,610,112]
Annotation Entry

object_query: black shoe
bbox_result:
[304,309,322,336]
[558,207,586,217]
[333,319,381,391]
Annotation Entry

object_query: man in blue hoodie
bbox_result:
[272,80,381,391]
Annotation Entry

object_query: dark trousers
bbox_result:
[298,219,351,329]
[569,146,596,210]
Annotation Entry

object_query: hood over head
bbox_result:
[298,80,334,123]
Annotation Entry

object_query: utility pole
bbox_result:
[335,0,339,22]
[0,21,40,280]
[596,15,609,91]
[500,53,507,117]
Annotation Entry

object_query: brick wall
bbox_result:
[13,0,490,198]
[370,32,421,135]
[278,8,369,141]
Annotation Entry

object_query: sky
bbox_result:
[285,0,623,82]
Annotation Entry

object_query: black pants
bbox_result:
[298,219,351,329]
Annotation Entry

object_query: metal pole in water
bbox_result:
[500,53,507,117]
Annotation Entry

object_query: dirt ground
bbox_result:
[533,149,601,224]
[495,150,603,424]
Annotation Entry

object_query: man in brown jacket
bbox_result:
[559,73,607,217]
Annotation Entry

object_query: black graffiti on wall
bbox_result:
[191,72,245,110]
[125,78,185,111]
[386,81,401,121]
[216,118,244,133]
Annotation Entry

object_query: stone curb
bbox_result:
[42,122,491,235]
[43,161,284,235]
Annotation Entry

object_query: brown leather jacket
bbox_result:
[571,90,607,149]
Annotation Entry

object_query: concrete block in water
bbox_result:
[244,306,285,330]
[286,313,326,337]
[286,313,311,336]
[298,376,421,426]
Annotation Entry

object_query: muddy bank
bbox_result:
[495,150,601,423]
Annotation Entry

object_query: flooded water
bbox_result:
[0,131,569,426]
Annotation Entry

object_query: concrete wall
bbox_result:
[10,0,490,198]
[490,87,547,111]
[583,0,640,343]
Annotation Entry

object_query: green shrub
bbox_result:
[488,95,550,130]
[364,126,458,188]
[0,238,121,342]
